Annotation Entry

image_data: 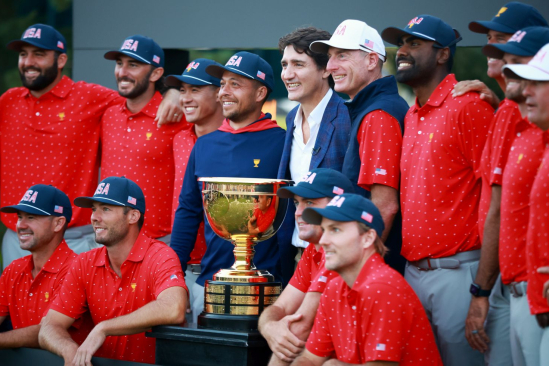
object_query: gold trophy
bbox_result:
[197,177,290,331]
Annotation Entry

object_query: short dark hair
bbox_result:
[279,27,334,88]
[123,206,144,230]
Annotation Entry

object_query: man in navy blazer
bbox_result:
[277,27,351,273]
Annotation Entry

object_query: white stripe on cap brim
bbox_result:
[182,75,213,84]
[411,32,436,41]
[225,66,255,80]
[504,64,549,81]
[119,51,152,64]
[15,203,51,215]
[76,197,127,207]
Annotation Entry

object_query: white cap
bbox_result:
[310,19,386,61]
[503,43,549,81]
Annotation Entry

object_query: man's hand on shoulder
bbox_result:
[452,80,500,109]
[156,88,184,127]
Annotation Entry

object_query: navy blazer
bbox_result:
[277,91,351,180]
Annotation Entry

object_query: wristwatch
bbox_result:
[470,283,491,297]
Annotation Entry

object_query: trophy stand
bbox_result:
[149,177,290,366]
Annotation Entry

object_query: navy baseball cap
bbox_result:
[104,35,164,68]
[206,51,275,91]
[483,27,549,59]
[7,24,67,53]
[469,2,548,35]
[302,193,384,237]
[0,184,72,223]
[381,15,462,55]
[165,58,222,87]
[74,176,146,214]
[277,168,354,199]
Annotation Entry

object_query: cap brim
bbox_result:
[104,50,152,65]
[0,204,51,216]
[381,27,437,46]
[7,39,60,52]
[206,64,259,82]
[503,64,549,81]
[310,39,362,54]
[74,196,127,209]
[469,21,515,35]
[482,44,505,59]
[277,186,327,199]
[302,207,355,225]
[483,43,534,59]
[166,74,216,87]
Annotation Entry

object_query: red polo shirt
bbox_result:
[0,241,76,328]
[478,99,521,241]
[50,233,187,363]
[500,121,544,284]
[400,74,493,261]
[288,243,323,292]
[307,250,339,293]
[253,204,276,233]
[172,126,206,264]
[357,110,402,190]
[526,131,549,315]
[306,253,442,364]
[101,91,187,239]
[0,76,122,231]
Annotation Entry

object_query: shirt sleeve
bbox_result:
[0,264,13,317]
[307,266,338,293]
[456,100,494,179]
[151,246,188,297]
[356,110,402,190]
[49,257,89,319]
[45,254,78,317]
[288,245,314,293]
[170,146,204,270]
[488,105,522,185]
[305,291,335,358]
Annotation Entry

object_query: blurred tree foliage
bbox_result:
[0,0,73,94]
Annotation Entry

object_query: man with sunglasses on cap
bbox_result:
[292,193,442,365]
[259,168,354,365]
[381,15,494,366]
[39,177,187,365]
[453,2,547,108]
[309,19,408,275]
[165,59,224,321]
[503,43,549,364]
[465,28,549,366]
[171,52,287,323]
[0,184,86,348]
[0,24,182,271]
[100,35,188,245]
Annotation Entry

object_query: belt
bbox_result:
[64,224,94,240]
[507,281,527,298]
[410,250,481,271]
[188,264,201,274]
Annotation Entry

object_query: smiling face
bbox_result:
[219,71,264,123]
[179,82,220,124]
[18,45,61,91]
[16,211,57,252]
[293,195,331,246]
[395,35,439,87]
[326,47,375,99]
[115,55,156,99]
[91,202,134,247]
[502,53,533,103]
[319,218,375,274]
[486,30,513,79]
[281,45,330,104]
[524,79,549,131]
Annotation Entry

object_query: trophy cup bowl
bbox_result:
[197,177,290,331]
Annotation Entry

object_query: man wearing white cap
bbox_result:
[503,43,549,363]
[309,20,408,275]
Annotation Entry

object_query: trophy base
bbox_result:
[199,280,281,331]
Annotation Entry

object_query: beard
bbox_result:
[94,222,130,247]
[505,80,526,104]
[395,50,439,87]
[19,59,59,91]
[117,68,153,99]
